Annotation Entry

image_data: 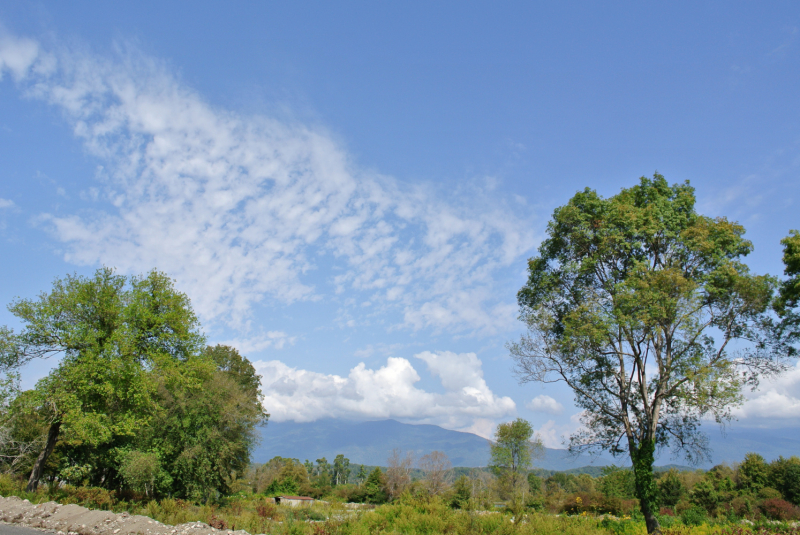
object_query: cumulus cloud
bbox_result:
[735,360,800,423]
[537,412,585,449]
[255,350,516,429]
[0,31,535,335]
[526,394,564,415]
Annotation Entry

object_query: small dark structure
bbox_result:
[275,495,315,507]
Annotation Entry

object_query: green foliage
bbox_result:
[490,418,543,496]
[118,450,169,497]
[261,459,310,498]
[450,475,472,509]
[600,466,636,499]
[528,473,543,494]
[680,505,708,526]
[0,268,266,500]
[658,469,686,507]
[332,454,351,486]
[767,456,800,506]
[690,478,721,516]
[737,453,769,493]
[509,175,779,533]
[776,230,800,314]
[364,467,388,504]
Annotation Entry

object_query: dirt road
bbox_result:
[0,497,252,535]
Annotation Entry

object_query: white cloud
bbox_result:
[735,360,800,422]
[0,32,535,335]
[0,198,15,209]
[536,412,585,449]
[526,394,564,415]
[0,32,39,81]
[255,351,516,429]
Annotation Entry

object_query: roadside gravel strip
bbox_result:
[0,497,254,535]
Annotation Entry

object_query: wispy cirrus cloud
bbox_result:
[0,31,535,336]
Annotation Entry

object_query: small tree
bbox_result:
[356,464,366,484]
[332,454,351,486]
[738,453,769,493]
[418,450,452,496]
[509,176,783,533]
[364,467,387,504]
[119,451,161,497]
[658,469,686,507]
[489,418,543,500]
[385,449,414,500]
[451,475,472,509]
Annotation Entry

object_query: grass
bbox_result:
[1,475,799,535]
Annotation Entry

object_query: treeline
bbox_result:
[526,454,800,522]
[246,450,800,523]
[0,268,267,501]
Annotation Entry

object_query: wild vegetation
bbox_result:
[1,448,799,534]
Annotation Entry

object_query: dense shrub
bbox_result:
[727,495,757,519]
[680,505,708,526]
[760,498,800,521]
[658,469,686,507]
[61,486,117,510]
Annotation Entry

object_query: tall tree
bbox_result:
[509,175,782,533]
[138,351,268,500]
[774,230,800,354]
[332,454,351,486]
[4,268,204,491]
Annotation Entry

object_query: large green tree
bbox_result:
[137,345,268,500]
[774,230,800,354]
[508,175,781,534]
[1,269,268,499]
[4,268,204,491]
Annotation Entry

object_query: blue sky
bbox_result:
[0,2,799,452]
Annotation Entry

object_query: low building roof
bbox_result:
[278,495,314,500]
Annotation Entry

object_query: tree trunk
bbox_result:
[26,421,61,492]
[631,439,661,534]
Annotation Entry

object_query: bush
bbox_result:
[760,497,800,521]
[0,474,24,496]
[592,495,638,516]
[758,487,782,500]
[599,516,644,535]
[561,493,593,515]
[61,486,117,510]
[727,495,756,519]
[679,505,707,526]
[658,469,686,507]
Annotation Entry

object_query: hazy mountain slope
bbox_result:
[255,419,800,471]
[254,419,616,469]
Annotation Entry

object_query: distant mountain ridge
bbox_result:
[255,419,800,471]
[254,419,616,470]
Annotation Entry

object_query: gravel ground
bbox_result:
[0,497,253,535]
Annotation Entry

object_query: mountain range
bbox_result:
[254,419,799,471]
